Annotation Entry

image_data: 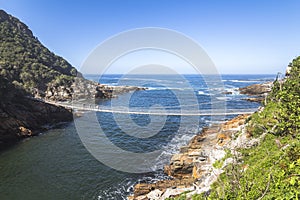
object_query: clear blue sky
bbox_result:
[1,0,300,74]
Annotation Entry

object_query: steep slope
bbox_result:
[0,10,77,148]
[0,75,73,149]
[0,10,144,149]
[0,9,81,96]
[191,57,300,199]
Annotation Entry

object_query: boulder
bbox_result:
[239,82,272,96]
[18,126,32,137]
[130,115,252,199]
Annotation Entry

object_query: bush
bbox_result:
[192,56,300,199]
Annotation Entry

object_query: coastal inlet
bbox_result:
[0,74,275,199]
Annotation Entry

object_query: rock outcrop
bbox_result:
[0,77,72,149]
[239,82,273,102]
[0,99,72,146]
[0,9,145,149]
[129,115,251,199]
[239,82,272,96]
[45,77,145,101]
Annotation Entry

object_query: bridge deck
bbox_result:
[52,102,257,116]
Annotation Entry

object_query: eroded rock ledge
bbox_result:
[0,97,72,150]
[0,76,145,149]
[239,82,272,102]
[129,115,252,200]
[44,77,146,101]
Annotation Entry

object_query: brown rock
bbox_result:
[0,96,73,149]
[242,97,264,103]
[131,115,251,199]
[222,114,249,130]
[134,183,152,197]
[179,146,189,153]
[239,82,272,96]
[18,126,32,137]
[192,165,201,179]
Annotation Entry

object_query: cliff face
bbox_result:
[0,10,145,148]
[45,77,145,101]
[0,76,72,149]
[0,10,79,148]
[239,82,272,102]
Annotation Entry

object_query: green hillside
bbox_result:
[0,10,76,148]
[0,9,80,94]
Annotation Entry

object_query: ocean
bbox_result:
[0,74,275,200]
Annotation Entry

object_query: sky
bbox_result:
[1,0,300,74]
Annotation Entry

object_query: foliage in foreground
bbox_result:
[207,134,300,199]
[171,56,300,199]
[203,56,300,199]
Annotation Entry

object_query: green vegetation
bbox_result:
[0,75,26,100]
[0,10,79,94]
[192,56,300,199]
[208,134,300,199]
[213,149,233,169]
[247,56,300,138]
[166,191,191,200]
[170,56,300,200]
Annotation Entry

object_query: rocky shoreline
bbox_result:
[44,77,146,101]
[0,75,145,150]
[239,81,272,102]
[128,81,274,199]
[0,95,73,150]
[129,114,263,200]
[0,9,146,150]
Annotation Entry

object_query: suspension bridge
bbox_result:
[50,101,258,116]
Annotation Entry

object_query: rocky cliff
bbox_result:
[130,60,300,199]
[0,9,79,149]
[0,9,145,149]
[129,115,252,199]
[0,76,72,149]
[45,77,145,101]
[239,82,272,102]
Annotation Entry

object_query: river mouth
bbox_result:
[0,74,274,199]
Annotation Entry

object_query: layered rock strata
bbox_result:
[45,77,145,101]
[0,97,72,149]
[129,115,251,200]
[239,82,272,102]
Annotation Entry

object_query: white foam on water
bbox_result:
[216,96,230,101]
[198,90,209,95]
[224,87,240,95]
[147,87,194,91]
[95,125,203,199]
[152,125,201,171]
[228,79,260,83]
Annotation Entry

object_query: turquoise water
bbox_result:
[0,74,275,199]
